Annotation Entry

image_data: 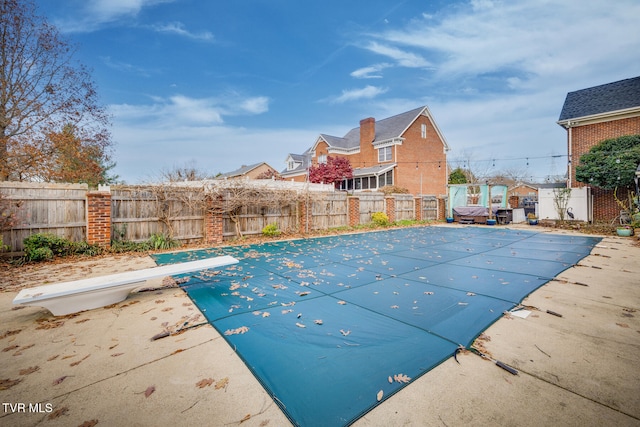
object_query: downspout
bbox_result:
[567,123,573,188]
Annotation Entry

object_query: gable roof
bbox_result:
[558,76,640,123]
[314,105,450,152]
[218,162,274,179]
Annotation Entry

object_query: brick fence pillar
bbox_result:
[298,199,310,234]
[414,197,422,221]
[437,196,446,220]
[348,196,360,227]
[86,190,111,247]
[205,196,224,245]
[509,195,519,209]
[385,197,396,223]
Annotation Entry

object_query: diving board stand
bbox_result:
[12,255,239,316]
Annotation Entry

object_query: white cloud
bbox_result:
[350,63,392,79]
[110,93,269,127]
[370,0,640,84]
[151,22,214,42]
[329,85,389,104]
[363,42,431,68]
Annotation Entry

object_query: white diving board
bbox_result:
[12,255,239,316]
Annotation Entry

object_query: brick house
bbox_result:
[281,106,450,196]
[557,76,640,221]
[217,162,279,180]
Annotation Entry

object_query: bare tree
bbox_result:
[0,0,114,182]
[159,161,213,182]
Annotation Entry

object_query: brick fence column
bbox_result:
[385,196,396,223]
[298,199,310,234]
[437,197,446,220]
[86,190,111,247]
[509,195,519,209]
[348,196,360,227]
[205,196,224,245]
[414,197,422,221]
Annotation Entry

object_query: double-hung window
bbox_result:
[378,146,392,162]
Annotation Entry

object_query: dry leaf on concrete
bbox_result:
[144,385,156,398]
[19,366,39,375]
[215,377,229,390]
[196,378,214,388]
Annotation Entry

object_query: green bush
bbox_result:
[371,212,390,226]
[262,222,280,237]
[23,233,103,261]
[148,233,181,250]
[27,246,54,262]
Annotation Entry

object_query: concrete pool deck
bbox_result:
[1,225,639,426]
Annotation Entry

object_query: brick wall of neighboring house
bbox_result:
[395,115,447,196]
[86,191,111,247]
[569,116,640,221]
[307,115,447,196]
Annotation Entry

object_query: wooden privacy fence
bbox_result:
[393,194,415,221]
[0,182,88,251]
[1,182,446,252]
[111,187,205,243]
[422,196,439,221]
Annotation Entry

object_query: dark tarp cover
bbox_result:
[153,227,600,426]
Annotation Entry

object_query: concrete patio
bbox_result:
[1,225,639,426]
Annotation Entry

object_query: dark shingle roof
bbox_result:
[558,76,640,121]
[316,106,429,151]
[218,162,268,179]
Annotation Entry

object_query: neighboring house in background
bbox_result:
[217,162,279,180]
[557,76,640,221]
[281,106,450,196]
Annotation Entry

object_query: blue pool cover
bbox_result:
[152,226,601,426]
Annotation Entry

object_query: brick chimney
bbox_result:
[360,117,375,144]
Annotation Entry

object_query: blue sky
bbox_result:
[35,0,640,184]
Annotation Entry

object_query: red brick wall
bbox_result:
[86,191,111,247]
[385,197,396,223]
[569,116,640,221]
[348,197,360,227]
[395,115,447,196]
[205,196,224,244]
[414,197,422,221]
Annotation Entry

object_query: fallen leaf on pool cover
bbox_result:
[390,305,399,309]
[224,326,249,335]
[295,322,306,328]
[393,373,411,383]
[340,329,351,336]
[337,300,347,305]
[262,312,270,318]
[314,319,323,325]
[299,291,310,297]
[196,378,214,388]
[377,390,383,401]
[388,376,393,383]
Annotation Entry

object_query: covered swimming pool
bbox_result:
[153,226,601,427]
